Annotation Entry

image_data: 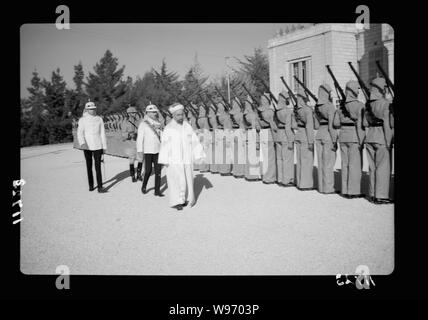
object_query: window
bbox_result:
[289,58,311,93]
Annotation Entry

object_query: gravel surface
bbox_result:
[20,143,394,275]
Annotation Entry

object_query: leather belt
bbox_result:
[298,124,306,128]
[319,122,328,126]
[340,123,355,127]
[369,123,383,127]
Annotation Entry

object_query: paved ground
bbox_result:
[20,143,394,275]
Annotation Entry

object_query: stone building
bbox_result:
[267,23,394,101]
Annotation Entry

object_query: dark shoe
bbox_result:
[341,193,350,199]
[97,187,107,193]
[297,187,314,191]
[182,201,189,207]
[348,194,364,199]
[366,196,375,203]
[374,198,392,204]
[282,183,296,187]
[141,186,147,194]
[155,192,164,197]
[262,181,276,185]
[323,190,340,194]
[89,186,95,192]
[220,173,232,176]
[174,204,183,211]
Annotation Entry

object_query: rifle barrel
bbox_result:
[325,65,347,102]
[293,76,318,103]
[375,60,395,96]
[347,62,370,100]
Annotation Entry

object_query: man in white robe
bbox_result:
[158,103,206,210]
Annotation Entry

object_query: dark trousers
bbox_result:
[142,153,161,193]
[83,149,103,189]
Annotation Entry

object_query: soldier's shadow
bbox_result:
[103,170,130,191]
[194,173,213,203]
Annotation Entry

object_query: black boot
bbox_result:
[136,162,143,181]
[130,164,136,182]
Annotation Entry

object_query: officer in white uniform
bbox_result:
[137,104,164,196]
[77,102,108,193]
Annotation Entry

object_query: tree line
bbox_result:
[21,48,269,147]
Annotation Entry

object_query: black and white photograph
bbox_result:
[18,21,395,280]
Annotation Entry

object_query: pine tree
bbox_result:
[42,68,72,143]
[236,47,269,101]
[182,54,209,104]
[152,59,182,111]
[85,50,127,114]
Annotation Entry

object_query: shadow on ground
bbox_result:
[194,173,213,202]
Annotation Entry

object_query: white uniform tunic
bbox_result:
[77,114,107,151]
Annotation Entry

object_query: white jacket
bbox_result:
[136,118,162,154]
[77,114,107,151]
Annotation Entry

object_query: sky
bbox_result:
[20,23,288,98]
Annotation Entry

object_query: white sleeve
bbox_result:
[77,118,85,146]
[158,129,170,165]
[136,123,144,153]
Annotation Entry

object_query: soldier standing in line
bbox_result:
[363,77,393,204]
[217,102,234,176]
[334,80,365,199]
[229,97,246,178]
[121,105,144,182]
[243,95,262,181]
[313,83,338,194]
[207,102,219,174]
[257,93,278,184]
[275,91,295,187]
[197,104,211,172]
[188,103,201,171]
[294,87,315,190]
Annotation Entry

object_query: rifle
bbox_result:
[197,93,216,114]
[241,84,258,110]
[347,62,370,101]
[375,60,394,98]
[229,86,246,111]
[181,95,199,118]
[253,75,278,108]
[279,76,300,121]
[293,76,318,103]
[241,84,263,120]
[204,93,219,113]
[326,65,352,119]
[294,75,326,122]
[214,86,232,111]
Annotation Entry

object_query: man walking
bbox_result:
[77,101,108,193]
[158,103,205,210]
[137,104,164,197]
